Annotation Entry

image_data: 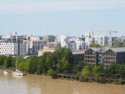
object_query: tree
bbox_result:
[80,65,94,81]
[16,56,25,64]
[0,55,6,65]
[18,61,29,72]
[54,48,73,73]
[73,61,85,73]
[81,66,91,77]
[25,56,38,74]
[93,66,104,81]
[4,56,13,68]
[56,57,71,73]
[47,69,55,76]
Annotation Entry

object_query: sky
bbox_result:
[0,0,125,36]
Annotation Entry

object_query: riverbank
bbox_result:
[51,73,125,85]
[0,68,125,85]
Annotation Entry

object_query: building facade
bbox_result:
[0,33,28,56]
[84,48,99,65]
[27,35,46,55]
[94,36,109,46]
[72,51,84,63]
[38,42,60,56]
[103,48,125,67]
[85,32,95,46]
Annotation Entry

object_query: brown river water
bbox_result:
[0,71,125,94]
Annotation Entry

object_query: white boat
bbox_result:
[4,70,8,75]
[13,60,24,76]
[13,70,24,76]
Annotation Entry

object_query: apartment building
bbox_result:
[85,32,95,46]
[94,36,109,46]
[0,33,28,56]
[103,48,125,68]
[27,35,46,55]
[84,47,125,68]
[84,48,99,65]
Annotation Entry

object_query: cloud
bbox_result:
[0,0,125,13]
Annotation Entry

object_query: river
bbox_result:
[0,71,125,94]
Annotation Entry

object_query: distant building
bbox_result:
[120,36,125,46]
[27,35,46,55]
[85,32,95,47]
[94,36,109,46]
[0,41,18,56]
[0,36,2,39]
[38,42,60,56]
[75,40,87,50]
[43,35,56,43]
[68,41,76,50]
[0,32,27,56]
[56,35,68,48]
[112,37,121,46]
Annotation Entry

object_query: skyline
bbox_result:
[0,0,125,36]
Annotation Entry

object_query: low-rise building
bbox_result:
[84,47,125,67]
[38,42,60,56]
[72,50,84,63]
[84,48,107,66]
[103,48,125,68]
[84,48,99,65]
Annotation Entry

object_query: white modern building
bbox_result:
[0,34,28,56]
[85,32,95,46]
[0,41,18,55]
[56,35,68,48]
[0,32,28,56]
[94,36,109,46]
[75,40,87,50]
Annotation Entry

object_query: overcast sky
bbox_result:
[0,0,125,36]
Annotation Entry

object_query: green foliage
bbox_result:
[18,61,29,72]
[106,64,125,78]
[111,45,125,48]
[73,61,85,72]
[89,43,103,48]
[16,56,25,64]
[81,66,91,77]
[93,66,104,81]
[25,56,38,74]
[4,56,13,68]
[0,55,6,65]
[47,69,54,76]
[55,48,73,73]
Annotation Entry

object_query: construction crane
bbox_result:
[106,29,117,47]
